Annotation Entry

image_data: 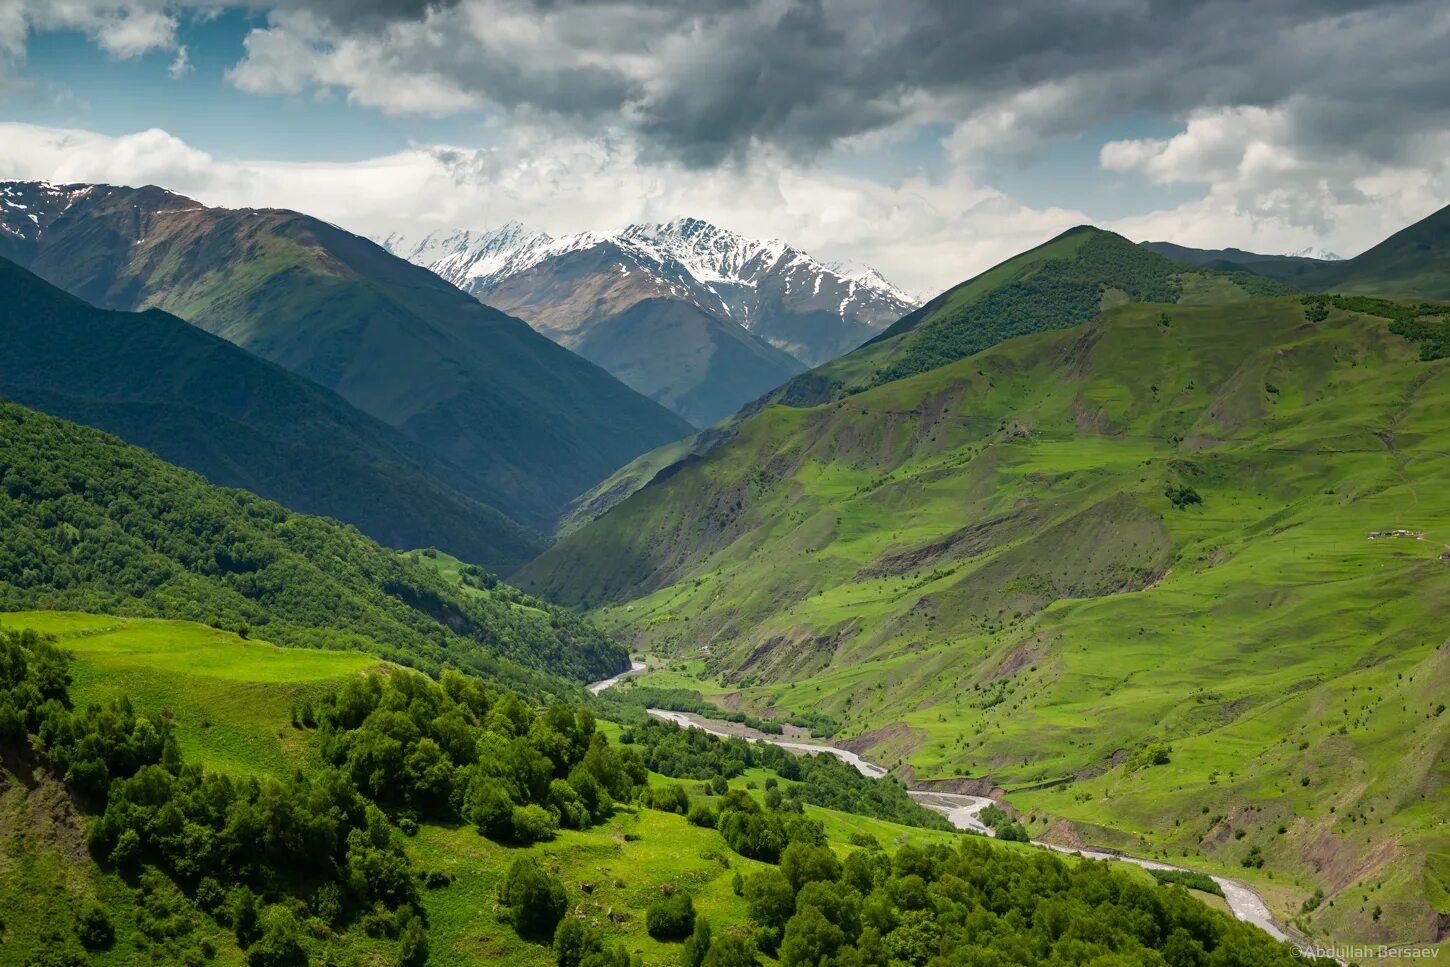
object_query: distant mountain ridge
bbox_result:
[1141,240,1340,270]
[383,218,917,426]
[0,180,692,531]
[1144,203,1450,300]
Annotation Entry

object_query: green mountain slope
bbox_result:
[1306,203,1450,300]
[0,256,540,569]
[1,182,692,529]
[557,226,1294,535]
[0,399,625,683]
[777,226,1292,405]
[517,295,1450,942]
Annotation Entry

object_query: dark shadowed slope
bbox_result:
[0,256,540,569]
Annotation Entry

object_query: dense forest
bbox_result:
[0,400,626,685]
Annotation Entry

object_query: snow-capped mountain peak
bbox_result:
[382,216,918,351]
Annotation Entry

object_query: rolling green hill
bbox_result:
[518,295,1450,944]
[0,611,1323,966]
[557,226,1295,534]
[1,181,692,530]
[0,398,625,684]
[0,255,540,570]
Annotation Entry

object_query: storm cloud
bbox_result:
[224,0,1450,169]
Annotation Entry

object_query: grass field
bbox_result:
[4,611,380,778]
[521,296,1450,947]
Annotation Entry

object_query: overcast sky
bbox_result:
[1,0,1447,296]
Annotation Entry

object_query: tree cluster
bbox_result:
[313,668,648,843]
[621,718,950,830]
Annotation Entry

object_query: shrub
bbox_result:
[647,891,696,940]
[397,914,428,967]
[682,916,713,967]
[246,906,306,967]
[688,802,720,828]
[645,783,691,814]
[499,857,568,938]
[512,803,559,843]
[75,900,114,950]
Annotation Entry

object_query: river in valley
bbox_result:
[589,664,1298,945]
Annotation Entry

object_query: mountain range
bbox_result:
[518,206,1450,942]
[555,225,1297,533]
[384,218,917,426]
[0,181,692,531]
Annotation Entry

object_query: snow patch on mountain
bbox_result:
[1284,246,1343,261]
[0,181,97,240]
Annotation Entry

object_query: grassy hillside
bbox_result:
[518,295,1450,945]
[557,227,1295,535]
[0,255,540,570]
[0,399,625,684]
[7,182,692,529]
[0,612,1322,966]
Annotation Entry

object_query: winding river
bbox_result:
[590,663,1297,945]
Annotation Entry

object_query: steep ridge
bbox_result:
[385,218,916,425]
[0,256,539,569]
[518,295,1450,942]
[0,398,626,684]
[0,181,693,529]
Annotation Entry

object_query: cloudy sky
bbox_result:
[0,0,1447,296]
